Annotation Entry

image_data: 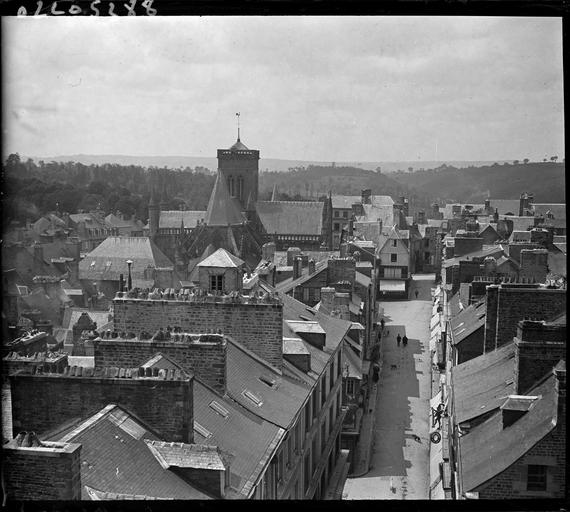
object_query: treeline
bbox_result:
[389,161,566,203]
[259,165,424,206]
[2,154,215,229]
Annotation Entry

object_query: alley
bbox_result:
[344,274,435,499]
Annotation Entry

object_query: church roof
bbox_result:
[256,201,324,235]
[204,173,245,227]
[229,139,249,151]
[197,248,244,268]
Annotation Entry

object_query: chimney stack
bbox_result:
[293,256,303,280]
[262,242,276,262]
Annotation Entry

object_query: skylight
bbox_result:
[194,421,212,439]
[209,400,229,418]
[299,315,311,321]
[243,389,263,407]
[259,375,276,387]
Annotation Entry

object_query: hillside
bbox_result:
[389,161,566,203]
[28,154,505,174]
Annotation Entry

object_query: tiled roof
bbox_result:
[225,339,311,429]
[205,173,244,227]
[79,237,174,282]
[451,342,516,425]
[197,248,244,268]
[192,380,284,497]
[256,201,324,235]
[46,405,210,499]
[450,300,486,346]
[459,373,559,492]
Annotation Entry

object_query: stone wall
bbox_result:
[3,442,82,500]
[484,285,566,353]
[327,258,356,287]
[94,335,227,392]
[112,298,283,368]
[10,370,193,443]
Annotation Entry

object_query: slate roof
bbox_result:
[442,245,506,268]
[205,173,244,227]
[46,405,210,499]
[451,342,516,425]
[79,237,174,282]
[458,372,559,492]
[448,292,463,317]
[197,248,244,268]
[256,201,324,235]
[69,213,108,227]
[229,139,249,151]
[153,210,207,230]
[275,259,328,294]
[192,380,284,497]
[225,339,311,429]
[332,194,393,209]
[272,250,338,267]
[553,243,566,255]
[145,440,231,471]
[450,300,486,346]
[532,203,566,221]
[509,231,532,243]
[500,215,536,232]
[489,199,520,216]
[32,214,67,234]
[357,203,395,227]
[62,308,112,330]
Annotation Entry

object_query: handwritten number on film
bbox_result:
[17,0,157,15]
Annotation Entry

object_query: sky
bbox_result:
[2,16,564,163]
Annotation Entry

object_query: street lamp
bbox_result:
[126,260,133,291]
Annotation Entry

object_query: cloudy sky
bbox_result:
[3,16,564,162]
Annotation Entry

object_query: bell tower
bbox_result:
[217,114,259,211]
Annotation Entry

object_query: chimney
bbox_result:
[432,203,440,216]
[3,436,82,500]
[519,249,548,283]
[320,287,336,313]
[493,208,499,224]
[513,320,567,394]
[361,189,372,204]
[308,259,316,274]
[417,210,426,225]
[119,274,125,293]
[286,247,301,266]
[484,198,491,212]
[293,256,303,280]
[553,362,566,414]
[262,242,276,262]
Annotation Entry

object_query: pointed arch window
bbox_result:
[237,176,244,201]
[228,176,235,197]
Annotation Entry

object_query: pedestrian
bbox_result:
[402,335,408,347]
[396,333,401,347]
[380,318,385,331]
[415,290,419,299]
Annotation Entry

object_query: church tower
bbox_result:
[217,116,259,211]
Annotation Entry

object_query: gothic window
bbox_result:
[228,176,235,197]
[238,176,244,200]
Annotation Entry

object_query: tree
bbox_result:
[408,167,414,173]
[513,160,519,165]
[523,158,529,164]
[550,156,558,163]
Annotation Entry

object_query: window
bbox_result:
[329,407,334,435]
[277,449,284,483]
[346,379,355,395]
[312,437,318,472]
[210,274,223,292]
[237,176,244,200]
[334,211,339,218]
[385,267,401,278]
[527,465,547,492]
[334,223,340,232]
[337,351,342,377]
[312,388,319,419]
[330,361,335,391]
[321,373,327,406]
[321,422,327,452]
[228,176,234,196]
[343,211,348,218]
[424,238,430,247]
[392,239,397,247]
[390,254,397,263]
[304,453,311,490]
[305,401,311,433]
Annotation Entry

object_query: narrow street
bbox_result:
[344,274,435,499]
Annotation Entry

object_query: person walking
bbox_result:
[402,335,408,347]
[415,289,419,299]
[380,318,385,331]
[396,333,401,347]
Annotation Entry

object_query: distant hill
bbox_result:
[29,154,507,174]
[389,161,566,203]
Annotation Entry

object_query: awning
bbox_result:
[430,314,441,330]
[350,322,365,331]
[430,325,441,351]
[379,280,406,292]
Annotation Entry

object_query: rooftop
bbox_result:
[197,248,244,268]
[256,201,325,236]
